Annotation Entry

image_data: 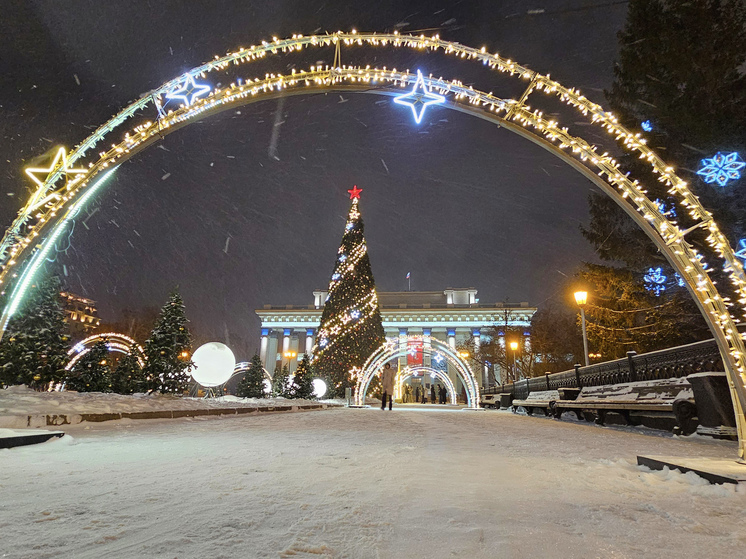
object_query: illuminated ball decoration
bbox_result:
[312,378,327,398]
[190,342,236,387]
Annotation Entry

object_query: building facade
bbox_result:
[60,291,101,340]
[255,288,537,394]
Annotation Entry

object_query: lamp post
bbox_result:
[283,350,297,368]
[509,341,518,382]
[574,291,590,367]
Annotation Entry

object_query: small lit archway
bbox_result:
[65,332,145,371]
[396,366,458,405]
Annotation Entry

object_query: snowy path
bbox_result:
[1,406,745,558]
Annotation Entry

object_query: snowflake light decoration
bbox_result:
[433,353,444,364]
[408,346,419,357]
[644,267,667,296]
[674,272,686,287]
[696,151,745,187]
[641,120,653,132]
[653,198,677,218]
[734,239,746,264]
[393,69,445,124]
[338,254,347,262]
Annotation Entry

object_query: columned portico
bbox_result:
[256,288,537,393]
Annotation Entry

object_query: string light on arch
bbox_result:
[165,74,211,107]
[393,69,445,124]
[696,152,745,187]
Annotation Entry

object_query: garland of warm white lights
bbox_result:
[0,31,743,454]
[355,336,480,408]
[65,332,145,371]
[396,366,458,405]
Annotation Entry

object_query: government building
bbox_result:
[256,287,537,396]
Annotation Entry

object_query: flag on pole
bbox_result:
[406,272,410,279]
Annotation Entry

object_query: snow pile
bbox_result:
[0,384,324,420]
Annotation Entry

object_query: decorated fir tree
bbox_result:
[312,187,385,397]
[0,275,69,388]
[236,353,266,398]
[65,339,111,392]
[291,354,315,400]
[142,288,193,393]
[272,364,291,398]
[110,351,147,394]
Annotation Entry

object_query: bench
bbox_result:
[479,393,501,408]
[512,390,560,416]
[552,377,697,435]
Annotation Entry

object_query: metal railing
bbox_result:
[484,338,723,400]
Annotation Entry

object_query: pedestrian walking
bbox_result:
[430,384,436,404]
[381,363,395,410]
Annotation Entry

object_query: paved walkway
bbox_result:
[2,407,744,558]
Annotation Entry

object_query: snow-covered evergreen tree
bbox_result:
[272,364,292,398]
[236,354,266,398]
[0,275,70,388]
[65,339,111,392]
[291,354,315,399]
[110,351,146,394]
[142,288,193,393]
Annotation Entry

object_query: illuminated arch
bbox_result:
[396,366,458,405]
[0,31,744,455]
[355,337,480,408]
[65,332,145,371]
[232,361,273,381]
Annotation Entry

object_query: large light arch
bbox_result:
[355,337,480,408]
[65,332,145,371]
[0,32,744,456]
[396,366,458,406]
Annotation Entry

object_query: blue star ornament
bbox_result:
[166,74,211,107]
[696,151,745,187]
[393,70,445,124]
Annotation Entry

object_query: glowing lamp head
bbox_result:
[509,341,519,351]
[574,291,588,306]
[190,342,236,388]
[458,351,469,358]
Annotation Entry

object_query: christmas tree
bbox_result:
[65,339,111,392]
[142,288,193,393]
[236,353,266,398]
[312,186,385,396]
[110,351,147,394]
[0,275,70,389]
[291,354,315,399]
[272,364,292,398]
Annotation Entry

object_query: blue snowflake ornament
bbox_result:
[641,120,653,132]
[696,152,745,187]
[644,267,667,296]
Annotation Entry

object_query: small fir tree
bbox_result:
[0,275,70,388]
[312,187,385,396]
[65,340,111,392]
[142,288,193,393]
[291,354,315,399]
[236,354,266,398]
[272,364,291,398]
[110,351,146,394]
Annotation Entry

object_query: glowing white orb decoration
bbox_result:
[263,378,272,395]
[312,378,327,398]
[190,342,236,387]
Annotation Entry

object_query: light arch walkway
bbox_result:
[0,32,743,455]
[396,366,458,406]
[65,332,145,371]
[355,337,480,408]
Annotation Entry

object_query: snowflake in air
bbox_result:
[696,152,745,187]
[644,267,667,296]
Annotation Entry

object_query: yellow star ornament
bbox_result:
[24,147,87,212]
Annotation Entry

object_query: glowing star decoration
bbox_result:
[433,353,444,364]
[734,239,746,264]
[696,152,745,187]
[393,70,445,124]
[24,147,87,212]
[348,185,363,199]
[644,267,667,296]
[345,223,354,230]
[350,310,360,319]
[165,74,211,107]
[641,120,653,132]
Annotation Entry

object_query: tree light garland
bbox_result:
[0,31,743,456]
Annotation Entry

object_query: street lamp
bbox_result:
[574,291,590,367]
[283,350,297,367]
[509,341,518,382]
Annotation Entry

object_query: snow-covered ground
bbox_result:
[1,405,745,558]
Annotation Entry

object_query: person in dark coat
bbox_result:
[438,384,445,404]
[430,384,436,404]
[415,385,421,403]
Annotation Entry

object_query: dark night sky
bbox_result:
[0,0,629,357]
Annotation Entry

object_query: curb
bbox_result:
[0,402,339,428]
